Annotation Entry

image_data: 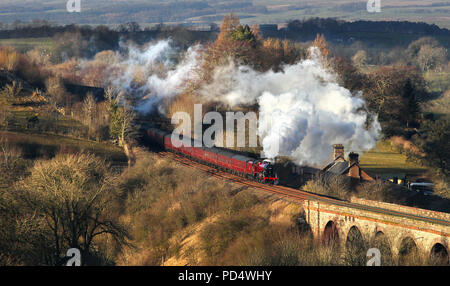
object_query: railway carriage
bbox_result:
[146,127,278,184]
[147,128,167,147]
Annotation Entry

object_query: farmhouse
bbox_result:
[322,144,375,183]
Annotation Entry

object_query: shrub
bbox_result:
[0,46,20,71]
[433,175,449,199]
[242,227,343,266]
[200,213,262,264]
[303,173,352,200]
[357,179,396,202]
[0,133,30,189]
[0,47,46,86]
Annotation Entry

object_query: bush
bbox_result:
[242,227,343,266]
[0,46,20,71]
[200,213,258,263]
[0,47,46,86]
[357,179,402,203]
[0,133,30,188]
[433,175,450,199]
[303,174,352,200]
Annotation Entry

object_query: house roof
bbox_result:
[321,155,374,182]
[325,161,350,175]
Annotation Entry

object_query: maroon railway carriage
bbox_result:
[146,128,278,184]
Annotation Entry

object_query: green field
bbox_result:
[0,37,54,52]
[216,1,450,29]
[359,140,428,176]
[424,71,450,93]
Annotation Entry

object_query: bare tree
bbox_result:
[5,49,20,71]
[0,133,21,165]
[104,86,123,105]
[0,97,10,129]
[82,92,96,138]
[0,81,21,129]
[1,81,22,98]
[13,153,130,265]
[417,44,447,72]
[119,102,136,147]
[45,76,68,110]
[352,50,368,69]
[312,34,330,66]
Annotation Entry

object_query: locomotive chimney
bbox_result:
[333,144,344,161]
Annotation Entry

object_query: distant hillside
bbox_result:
[280,18,450,48]
[0,0,449,29]
[1,18,449,52]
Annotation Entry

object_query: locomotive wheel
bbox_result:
[258,174,263,183]
[274,174,279,185]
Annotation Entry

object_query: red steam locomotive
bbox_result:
[146,128,279,184]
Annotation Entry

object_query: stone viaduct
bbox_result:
[302,196,450,265]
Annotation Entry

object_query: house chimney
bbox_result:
[348,152,359,166]
[333,144,344,161]
[348,152,360,180]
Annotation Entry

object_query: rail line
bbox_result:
[155,150,450,229]
[157,151,310,201]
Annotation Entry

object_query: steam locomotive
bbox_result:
[146,127,279,184]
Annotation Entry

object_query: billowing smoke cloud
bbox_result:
[111,40,200,114]
[200,48,381,166]
[111,41,380,166]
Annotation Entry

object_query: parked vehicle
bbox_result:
[408,182,434,196]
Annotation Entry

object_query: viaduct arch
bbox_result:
[302,198,450,265]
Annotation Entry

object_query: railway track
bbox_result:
[157,151,310,200]
[155,150,450,229]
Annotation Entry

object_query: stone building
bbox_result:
[322,144,374,184]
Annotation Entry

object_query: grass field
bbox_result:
[8,108,87,134]
[2,130,127,164]
[0,37,54,52]
[424,71,450,93]
[3,99,127,165]
[359,140,428,177]
[227,1,450,29]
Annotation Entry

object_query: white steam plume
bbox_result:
[111,40,200,114]
[200,48,381,166]
[111,41,380,166]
